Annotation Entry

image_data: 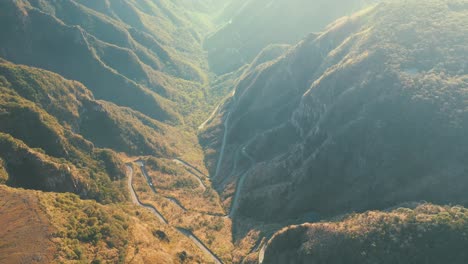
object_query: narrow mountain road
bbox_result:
[229,145,256,218]
[177,228,223,264]
[127,161,223,264]
[209,93,267,262]
[210,92,259,218]
[213,90,236,180]
[136,160,186,211]
[229,135,257,218]
[258,243,267,264]
[173,159,207,192]
[198,102,222,131]
[126,165,168,224]
[214,111,232,180]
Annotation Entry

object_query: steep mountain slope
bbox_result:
[211,0,468,226]
[0,59,201,159]
[205,0,378,74]
[0,88,125,202]
[262,204,468,264]
[0,0,223,124]
[0,58,208,204]
[0,57,226,260]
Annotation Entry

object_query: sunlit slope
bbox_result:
[0,185,212,264]
[0,59,205,201]
[263,204,468,264]
[205,0,376,74]
[0,0,226,125]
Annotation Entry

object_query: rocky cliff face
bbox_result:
[214,0,468,223]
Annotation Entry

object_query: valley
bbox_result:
[0,0,467,263]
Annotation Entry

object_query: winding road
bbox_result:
[126,162,223,264]
[136,160,188,211]
[209,93,268,263]
[177,228,223,264]
[126,165,168,224]
[198,102,222,131]
[229,145,256,218]
[214,111,232,180]
[173,159,207,192]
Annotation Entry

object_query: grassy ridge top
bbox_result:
[264,204,468,264]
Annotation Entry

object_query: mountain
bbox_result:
[0,0,225,124]
[2,0,468,263]
[262,204,468,264]
[0,59,233,262]
[0,57,206,202]
[0,1,238,261]
[210,0,468,226]
[205,0,378,74]
[0,184,215,264]
[0,66,126,202]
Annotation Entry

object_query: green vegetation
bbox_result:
[0,158,7,184]
[40,192,129,263]
[174,177,199,189]
[2,0,468,262]
[264,204,468,264]
[0,69,130,202]
[144,157,203,192]
[0,0,233,127]
[0,132,125,203]
[0,51,207,160]
[220,0,468,224]
[0,58,210,202]
[146,157,181,175]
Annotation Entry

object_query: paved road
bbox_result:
[172,159,207,192]
[135,160,186,211]
[229,136,258,217]
[214,111,232,180]
[127,162,224,264]
[126,165,168,224]
[177,228,223,264]
[258,243,267,264]
[213,91,237,180]
[198,103,222,131]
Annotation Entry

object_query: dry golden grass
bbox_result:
[122,205,210,264]
[0,185,56,264]
[0,184,216,264]
[145,157,223,214]
[131,161,237,262]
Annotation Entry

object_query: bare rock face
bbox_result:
[217,0,468,222]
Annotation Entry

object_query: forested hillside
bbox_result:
[205,2,468,259]
[0,0,232,125]
[1,0,468,263]
[263,204,468,264]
